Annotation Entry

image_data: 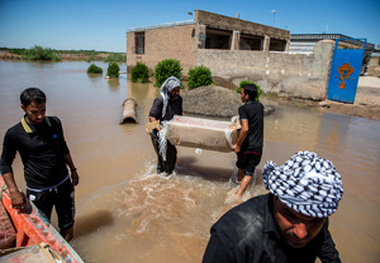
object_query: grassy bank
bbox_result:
[0,46,126,62]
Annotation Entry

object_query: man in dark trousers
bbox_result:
[233,83,264,197]
[148,76,183,174]
[203,151,344,263]
[0,87,79,241]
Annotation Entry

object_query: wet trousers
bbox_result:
[150,130,177,174]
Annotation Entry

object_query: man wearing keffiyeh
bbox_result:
[203,151,344,263]
[148,76,183,174]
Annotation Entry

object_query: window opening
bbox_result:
[135,32,145,54]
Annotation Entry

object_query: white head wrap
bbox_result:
[262,151,343,218]
[160,76,181,119]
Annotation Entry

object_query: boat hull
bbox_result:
[0,177,84,263]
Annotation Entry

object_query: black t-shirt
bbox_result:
[0,116,70,189]
[238,101,264,152]
[149,95,183,122]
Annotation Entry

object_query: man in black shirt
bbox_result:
[0,88,79,241]
[148,76,183,174]
[203,151,343,263]
[233,84,264,197]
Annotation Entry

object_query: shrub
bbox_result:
[104,53,126,62]
[131,62,149,83]
[22,45,61,61]
[237,79,262,101]
[8,48,26,55]
[187,65,214,90]
[154,59,182,87]
[107,62,120,78]
[87,64,103,74]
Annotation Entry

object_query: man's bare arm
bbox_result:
[2,172,27,211]
[233,119,249,153]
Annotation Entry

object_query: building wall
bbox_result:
[126,12,337,101]
[367,56,380,77]
[197,40,335,101]
[127,24,198,76]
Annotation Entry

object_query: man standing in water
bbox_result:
[0,87,79,241]
[148,76,183,174]
[203,151,343,263]
[233,83,264,197]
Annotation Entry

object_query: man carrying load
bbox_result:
[233,83,264,197]
[148,76,183,175]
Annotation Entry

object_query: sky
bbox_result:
[0,0,379,52]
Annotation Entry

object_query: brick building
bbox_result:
[126,10,290,76]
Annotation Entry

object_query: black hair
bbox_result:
[20,87,46,107]
[242,84,258,101]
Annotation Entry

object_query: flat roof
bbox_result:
[127,20,196,33]
[290,33,352,40]
[290,33,374,50]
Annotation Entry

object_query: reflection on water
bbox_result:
[263,99,323,152]
[315,113,380,263]
[0,61,379,262]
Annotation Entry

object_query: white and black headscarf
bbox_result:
[262,151,343,218]
[160,76,181,119]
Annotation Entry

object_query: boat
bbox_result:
[0,176,84,262]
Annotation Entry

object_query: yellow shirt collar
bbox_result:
[21,116,51,133]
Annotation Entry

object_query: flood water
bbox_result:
[0,61,379,262]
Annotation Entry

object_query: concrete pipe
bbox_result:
[120,98,138,124]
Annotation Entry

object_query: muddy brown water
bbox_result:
[0,61,379,262]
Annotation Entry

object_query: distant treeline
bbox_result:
[0,45,126,62]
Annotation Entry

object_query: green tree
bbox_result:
[131,62,150,83]
[22,45,61,61]
[237,79,262,101]
[187,65,214,90]
[87,64,103,74]
[107,62,120,78]
[154,59,182,87]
